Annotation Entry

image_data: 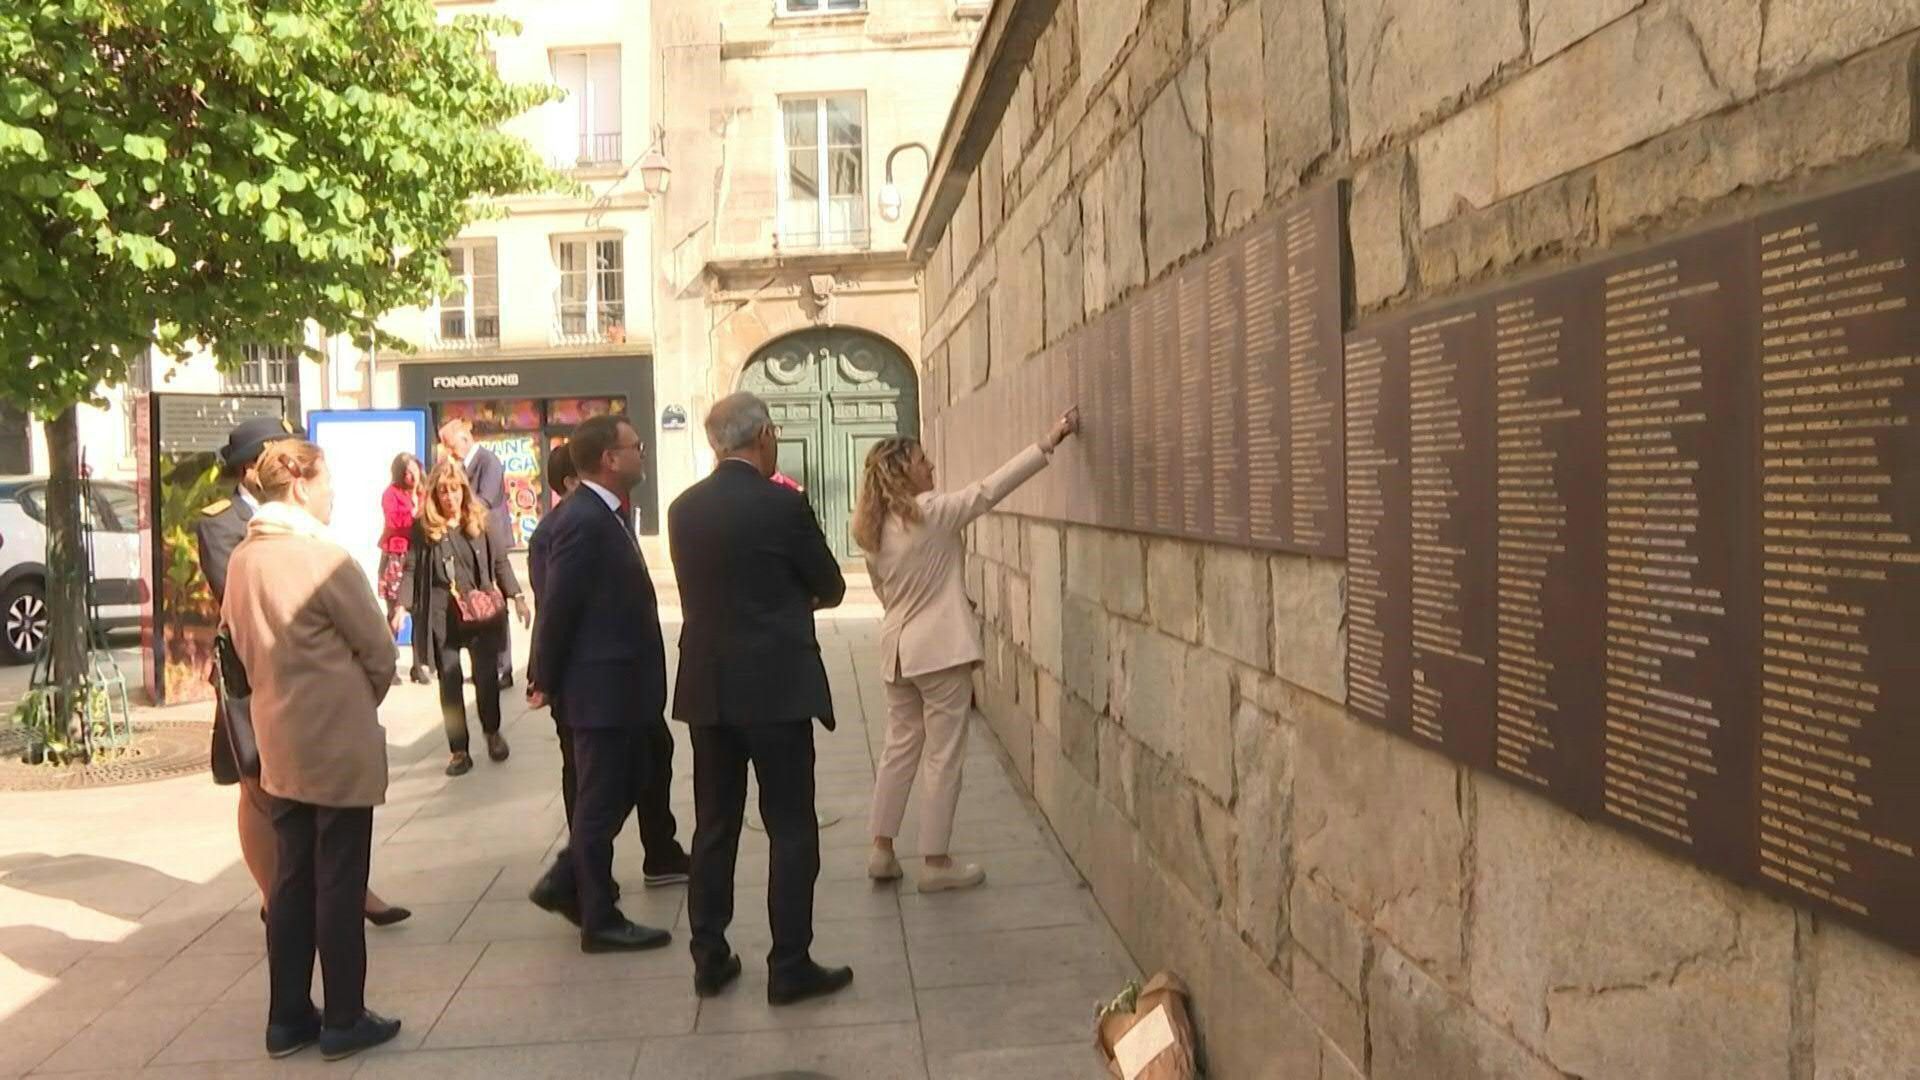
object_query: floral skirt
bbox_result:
[377,550,408,604]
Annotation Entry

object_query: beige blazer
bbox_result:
[866,443,1051,682]
[222,510,395,808]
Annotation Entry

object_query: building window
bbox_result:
[554,236,626,344]
[779,94,867,249]
[223,344,296,394]
[223,343,301,417]
[778,0,866,15]
[437,242,501,347]
[551,48,621,167]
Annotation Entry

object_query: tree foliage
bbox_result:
[0,0,565,416]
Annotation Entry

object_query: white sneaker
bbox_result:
[868,849,903,881]
[917,862,985,893]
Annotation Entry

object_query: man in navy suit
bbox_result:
[526,444,687,918]
[524,414,672,953]
[669,392,848,1003]
[440,418,516,686]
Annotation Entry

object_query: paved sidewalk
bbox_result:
[0,618,1134,1078]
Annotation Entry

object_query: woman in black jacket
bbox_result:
[391,460,530,776]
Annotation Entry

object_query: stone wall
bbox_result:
[916,1,1920,1076]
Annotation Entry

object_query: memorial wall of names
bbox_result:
[929,168,1917,951]
[930,182,1349,557]
[1345,168,1920,948]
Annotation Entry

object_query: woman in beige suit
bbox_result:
[853,408,1078,892]
[222,441,402,1061]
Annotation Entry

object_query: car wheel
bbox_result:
[1,579,48,665]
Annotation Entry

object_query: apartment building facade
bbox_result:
[648,0,985,554]
[32,0,979,551]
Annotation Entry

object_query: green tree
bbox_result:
[0,0,563,752]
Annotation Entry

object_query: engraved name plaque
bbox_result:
[1343,168,1920,951]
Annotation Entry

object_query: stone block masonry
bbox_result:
[918,0,1920,1075]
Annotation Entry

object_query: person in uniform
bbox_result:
[197,417,409,928]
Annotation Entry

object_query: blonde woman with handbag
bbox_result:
[853,407,1078,892]
[391,460,531,776]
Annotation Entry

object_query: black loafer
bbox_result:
[410,665,433,685]
[528,877,582,927]
[318,1011,401,1062]
[580,919,672,954]
[364,905,412,928]
[767,961,854,1006]
[694,954,743,998]
[265,1014,321,1058]
[445,753,473,777]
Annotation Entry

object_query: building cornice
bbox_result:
[702,247,921,284]
[903,0,1060,262]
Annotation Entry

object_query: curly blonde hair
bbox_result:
[421,459,488,543]
[851,436,926,553]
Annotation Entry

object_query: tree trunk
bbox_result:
[43,408,90,756]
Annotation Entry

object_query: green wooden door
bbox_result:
[741,330,919,559]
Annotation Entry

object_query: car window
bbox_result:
[93,484,140,533]
[14,484,46,525]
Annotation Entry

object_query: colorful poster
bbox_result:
[478,433,543,547]
[143,393,285,706]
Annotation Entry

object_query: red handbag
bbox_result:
[445,552,506,628]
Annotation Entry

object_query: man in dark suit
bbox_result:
[526,444,687,916]
[669,392,848,1004]
[439,418,516,687]
[524,415,673,953]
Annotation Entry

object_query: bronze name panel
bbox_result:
[1344,168,1920,950]
[947,182,1349,557]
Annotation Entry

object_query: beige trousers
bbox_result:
[869,664,975,856]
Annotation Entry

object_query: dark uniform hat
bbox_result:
[216,416,305,472]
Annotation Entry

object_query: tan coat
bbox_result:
[866,443,1051,682]
[221,509,395,808]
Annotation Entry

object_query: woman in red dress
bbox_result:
[379,453,432,684]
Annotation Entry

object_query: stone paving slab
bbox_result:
[0,619,1133,1077]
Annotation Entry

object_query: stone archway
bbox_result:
[740,328,919,559]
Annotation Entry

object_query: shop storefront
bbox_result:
[397,355,657,540]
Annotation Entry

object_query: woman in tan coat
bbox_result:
[221,441,402,1062]
[853,408,1078,892]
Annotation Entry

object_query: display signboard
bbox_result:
[139,392,285,706]
[307,409,431,605]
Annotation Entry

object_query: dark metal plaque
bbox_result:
[1747,171,1920,948]
[1592,223,1757,877]
[1341,167,1920,951]
[1344,325,1412,733]
[1406,308,1497,766]
[947,182,1350,555]
[1286,189,1348,555]
[1489,275,1607,809]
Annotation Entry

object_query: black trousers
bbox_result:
[551,709,683,869]
[265,798,372,1030]
[560,726,634,932]
[436,624,503,755]
[688,721,818,979]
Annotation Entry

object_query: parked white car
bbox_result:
[0,478,144,664]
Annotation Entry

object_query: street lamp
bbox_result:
[879,142,930,223]
[639,126,671,197]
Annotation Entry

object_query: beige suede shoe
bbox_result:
[917,862,986,893]
[867,848,903,881]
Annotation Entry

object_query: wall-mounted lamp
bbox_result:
[879,141,931,223]
[639,125,671,197]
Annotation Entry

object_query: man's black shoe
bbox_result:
[694,954,743,998]
[767,962,854,1006]
[264,1013,321,1058]
[528,877,581,927]
[318,1011,402,1062]
[643,850,692,888]
[498,671,515,690]
[581,919,672,953]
